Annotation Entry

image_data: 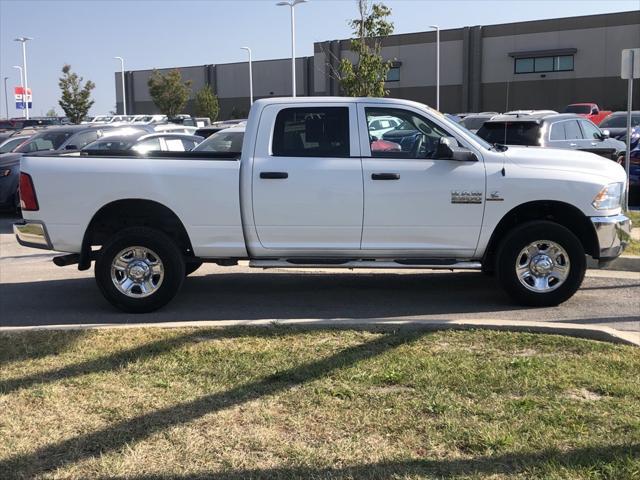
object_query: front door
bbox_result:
[251,104,363,251]
[359,104,485,257]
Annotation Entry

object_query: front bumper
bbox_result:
[590,214,631,262]
[13,220,53,250]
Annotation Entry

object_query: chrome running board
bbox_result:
[248,259,482,270]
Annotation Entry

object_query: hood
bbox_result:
[503,146,626,183]
[0,152,22,168]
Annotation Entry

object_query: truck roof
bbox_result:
[253,96,437,111]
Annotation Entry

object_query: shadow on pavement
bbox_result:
[0,271,524,326]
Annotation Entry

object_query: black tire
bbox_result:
[496,221,586,307]
[185,260,203,276]
[95,227,185,313]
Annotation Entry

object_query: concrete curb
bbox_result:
[587,255,640,272]
[1,318,637,347]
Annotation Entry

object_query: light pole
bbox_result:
[276,0,307,97]
[14,37,32,120]
[241,47,254,105]
[114,56,127,115]
[3,77,8,119]
[12,65,24,118]
[429,25,440,111]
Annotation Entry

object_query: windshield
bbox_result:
[15,131,74,152]
[193,130,244,153]
[83,139,134,151]
[564,105,591,114]
[0,137,27,153]
[477,122,540,146]
[600,114,640,129]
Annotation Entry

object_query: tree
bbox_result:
[58,64,95,124]
[46,108,57,117]
[337,0,394,97]
[147,69,191,118]
[194,85,219,121]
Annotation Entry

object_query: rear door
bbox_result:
[251,103,363,251]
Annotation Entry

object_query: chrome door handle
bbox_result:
[569,143,577,147]
[591,142,598,146]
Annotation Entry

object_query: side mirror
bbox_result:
[65,144,77,150]
[601,129,610,139]
[591,107,599,115]
[436,137,477,161]
[436,137,454,158]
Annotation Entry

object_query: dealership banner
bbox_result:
[14,86,32,109]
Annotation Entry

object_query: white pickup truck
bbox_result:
[14,97,631,312]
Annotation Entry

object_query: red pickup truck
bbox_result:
[563,103,612,125]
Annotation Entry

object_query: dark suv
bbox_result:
[476,113,626,161]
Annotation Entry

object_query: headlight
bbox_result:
[592,182,623,210]
[0,168,11,177]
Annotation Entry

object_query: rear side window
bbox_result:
[476,122,541,146]
[272,107,350,157]
[564,120,583,140]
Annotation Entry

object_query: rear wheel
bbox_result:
[95,227,185,313]
[496,221,586,306]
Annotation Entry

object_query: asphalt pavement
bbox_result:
[1,214,638,340]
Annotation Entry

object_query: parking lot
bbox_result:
[1,214,638,335]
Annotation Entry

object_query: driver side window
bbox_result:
[365,107,454,159]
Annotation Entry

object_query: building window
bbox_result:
[514,54,574,74]
[386,67,400,82]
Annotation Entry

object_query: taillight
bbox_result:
[19,172,39,211]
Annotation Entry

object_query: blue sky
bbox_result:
[0,0,638,117]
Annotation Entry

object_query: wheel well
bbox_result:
[483,201,599,269]
[80,199,194,269]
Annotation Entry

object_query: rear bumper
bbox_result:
[590,214,631,262]
[13,220,53,250]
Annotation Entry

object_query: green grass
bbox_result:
[0,327,638,479]
[626,210,640,256]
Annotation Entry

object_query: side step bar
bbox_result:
[248,259,482,270]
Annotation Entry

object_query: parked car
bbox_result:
[192,126,244,153]
[0,117,59,131]
[629,146,640,205]
[598,111,640,140]
[83,133,203,153]
[14,97,630,312]
[563,103,611,125]
[503,110,558,116]
[153,124,198,135]
[459,113,496,133]
[0,135,30,153]
[195,119,247,138]
[131,115,167,125]
[367,116,402,139]
[476,113,625,160]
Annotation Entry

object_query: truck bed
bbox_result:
[20,152,247,258]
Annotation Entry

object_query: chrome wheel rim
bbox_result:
[515,240,570,293]
[111,246,164,298]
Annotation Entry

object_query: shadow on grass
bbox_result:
[0,329,87,365]
[91,444,640,479]
[0,328,427,478]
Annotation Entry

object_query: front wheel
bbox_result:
[496,221,586,307]
[95,227,185,313]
